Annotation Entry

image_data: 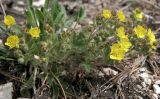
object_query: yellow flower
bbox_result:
[147,29,157,49]
[117,27,126,38]
[147,29,156,42]
[5,35,19,49]
[29,27,41,38]
[111,43,122,50]
[133,8,143,20]
[134,25,147,38]
[110,43,126,60]
[150,44,156,49]
[102,9,112,19]
[116,27,132,52]
[4,15,15,28]
[117,10,126,22]
[119,37,132,52]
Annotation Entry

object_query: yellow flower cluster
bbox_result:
[110,27,132,60]
[102,8,156,61]
[3,15,41,49]
[133,25,157,49]
[102,9,126,22]
[3,15,20,49]
[102,8,144,21]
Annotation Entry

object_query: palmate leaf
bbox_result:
[72,32,86,50]
[51,0,66,26]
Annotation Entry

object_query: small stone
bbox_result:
[136,85,142,89]
[139,67,146,73]
[152,93,158,99]
[0,82,13,99]
[102,68,118,76]
[98,71,104,77]
[139,72,152,86]
[33,0,45,7]
[34,55,40,60]
[153,80,160,94]
[0,39,2,45]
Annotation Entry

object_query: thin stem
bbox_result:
[42,73,48,86]
[33,66,38,98]
[51,72,67,99]
[0,0,6,16]
[0,69,25,83]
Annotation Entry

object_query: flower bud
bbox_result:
[34,55,40,60]
[18,57,24,64]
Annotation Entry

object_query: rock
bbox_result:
[139,72,152,87]
[152,93,158,99]
[153,80,160,94]
[0,82,13,99]
[102,67,118,76]
[139,67,146,73]
[33,0,45,7]
[137,67,153,87]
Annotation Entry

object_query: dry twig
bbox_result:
[51,72,67,99]
[100,56,147,93]
[0,0,6,16]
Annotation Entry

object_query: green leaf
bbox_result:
[35,9,44,23]
[0,56,14,61]
[0,23,6,31]
[72,32,86,50]
[12,25,21,35]
[24,53,32,65]
[22,75,34,89]
[44,0,49,10]
[80,63,92,72]
[54,11,64,25]
[20,74,34,97]
[26,0,38,27]
[25,10,37,26]
[26,0,33,9]
[51,1,66,26]
[64,18,74,28]
[77,7,86,21]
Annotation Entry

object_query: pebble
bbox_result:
[153,80,160,94]
[0,82,13,99]
[152,93,158,99]
[102,68,118,76]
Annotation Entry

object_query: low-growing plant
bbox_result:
[0,0,158,98]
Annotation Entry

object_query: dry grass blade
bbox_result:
[0,0,6,16]
[101,56,147,92]
[0,69,25,83]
